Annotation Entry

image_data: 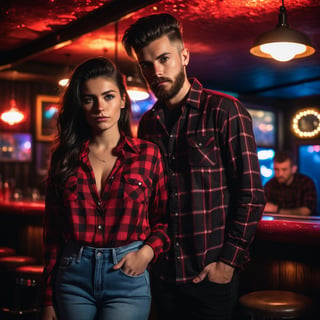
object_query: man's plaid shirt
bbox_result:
[138,78,265,283]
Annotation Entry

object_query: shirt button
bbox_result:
[198,142,203,147]
[97,225,102,231]
[97,201,101,207]
[171,172,176,176]
[138,181,142,186]
[110,176,114,180]
[175,242,180,247]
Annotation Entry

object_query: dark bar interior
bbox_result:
[0,0,320,319]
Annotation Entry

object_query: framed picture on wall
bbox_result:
[36,95,60,141]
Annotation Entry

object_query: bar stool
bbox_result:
[2,265,44,320]
[0,247,16,258]
[239,290,312,319]
[0,256,37,316]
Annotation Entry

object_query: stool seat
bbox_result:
[0,247,16,258]
[15,265,44,287]
[0,256,37,312]
[239,290,312,319]
[1,264,44,320]
[0,256,36,270]
[13,265,44,314]
[15,265,43,274]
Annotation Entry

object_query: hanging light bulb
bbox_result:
[126,75,150,101]
[127,87,150,101]
[259,42,307,62]
[113,21,150,102]
[0,99,25,125]
[58,77,70,87]
[58,53,71,87]
[250,0,315,62]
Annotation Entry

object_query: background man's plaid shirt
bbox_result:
[264,172,316,213]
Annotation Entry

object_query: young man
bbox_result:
[122,13,265,320]
[264,151,316,216]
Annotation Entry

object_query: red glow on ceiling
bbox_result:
[138,0,317,21]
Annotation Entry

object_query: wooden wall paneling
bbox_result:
[279,260,297,291]
[296,262,312,294]
[20,225,44,263]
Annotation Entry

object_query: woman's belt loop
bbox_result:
[76,246,84,263]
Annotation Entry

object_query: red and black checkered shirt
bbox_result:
[43,135,170,305]
[264,173,317,213]
[138,78,265,283]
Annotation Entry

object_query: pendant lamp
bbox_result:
[1,74,25,126]
[114,21,150,101]
[0,98,25,126]
[126,74,150,101]
[250,0,315,62]
[58,54,71,87]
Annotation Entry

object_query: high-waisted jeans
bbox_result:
[54,241,151,320]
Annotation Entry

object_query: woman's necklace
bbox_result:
[89,138,119,165]
[89,150,107,163]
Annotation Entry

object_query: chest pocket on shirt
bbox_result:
[187,134,216,167]
[122,175,150,202]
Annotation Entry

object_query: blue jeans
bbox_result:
[54,241,151,320]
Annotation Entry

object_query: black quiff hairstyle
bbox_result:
[122,13,183,57]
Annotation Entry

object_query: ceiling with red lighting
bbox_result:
[0,0,319,99]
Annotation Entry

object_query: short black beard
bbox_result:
[152,69,185,101]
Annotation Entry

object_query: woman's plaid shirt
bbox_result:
[138,78,265,283]
[43,135,170,305]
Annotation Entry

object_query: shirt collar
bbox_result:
[79,133,140,161]
[152,77,203,111]
[186,77,203,110]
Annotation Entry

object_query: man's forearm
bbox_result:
[278,206,311,216]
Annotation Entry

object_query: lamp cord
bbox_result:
[114,20,118,66]
[278,0,288,27]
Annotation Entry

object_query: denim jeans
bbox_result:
[54,241,151,320]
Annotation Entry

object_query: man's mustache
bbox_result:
[151,77,171,86]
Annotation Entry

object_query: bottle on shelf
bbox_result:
[0,174,3,201]
[3,180,11,201]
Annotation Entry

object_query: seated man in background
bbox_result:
[264,151,317,216]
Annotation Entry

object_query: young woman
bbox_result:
[42,57,170,320]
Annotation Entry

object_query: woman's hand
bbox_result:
[42,305,57,320]
[113,244,154,276]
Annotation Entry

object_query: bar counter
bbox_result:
[257,214,320,245]
[1,201,320,244]
[0,200,44,216]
